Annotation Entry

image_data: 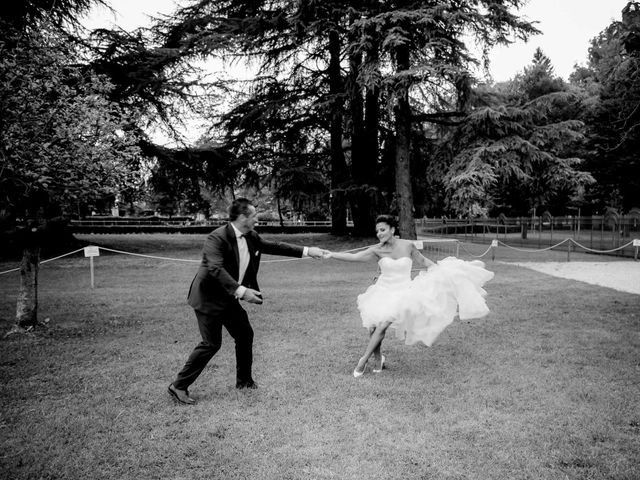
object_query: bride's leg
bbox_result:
[369,327,381,361]
[355,321,392,373]
[369,327,383,370]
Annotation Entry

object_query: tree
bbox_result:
[0,21,142,330]
[347,1,539,237]
[136,1,344,230]
[155,1,539,238]
[84,10,243,220]
[575,2,640,212]
[438,53,595,217]
[519,47,565,100]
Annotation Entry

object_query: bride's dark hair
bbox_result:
[375,214,398,230]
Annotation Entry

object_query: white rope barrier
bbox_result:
[40,248,87,264]
[0,244,374,275]
[0,267,19,275]
[458,243,493,258]
[1,236,637,278]
[568,238,634,254]
[0,248,86,275]
[497,238,571,252]
[495,238,635,254]
[97,247,200,263]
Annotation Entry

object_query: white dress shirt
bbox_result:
[231,224,250,299]
[232,224,250,283]
[231,224,309,300]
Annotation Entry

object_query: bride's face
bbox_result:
[376,222,394,243]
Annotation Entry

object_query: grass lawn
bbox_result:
[0,233,638,480]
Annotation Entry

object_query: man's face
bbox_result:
[238,205,259,233]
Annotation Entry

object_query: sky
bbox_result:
[489,0,629,80]
[83,0,631,82]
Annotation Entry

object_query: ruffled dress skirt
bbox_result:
[356,256,494,346]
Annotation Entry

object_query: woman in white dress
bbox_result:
[324,215,493,378]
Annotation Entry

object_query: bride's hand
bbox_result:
[322,251,333,259]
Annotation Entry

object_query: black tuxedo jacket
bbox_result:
[187,223,304,315]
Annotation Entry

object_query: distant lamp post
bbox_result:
[568,206,581,237]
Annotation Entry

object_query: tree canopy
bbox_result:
[435,49,595,217]
[144,0,538,236]
[0,6,142,224]
[574,2,640,212]
[2,0,638,227]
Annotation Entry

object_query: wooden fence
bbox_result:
[417,213,640,258]
[70,213,640,258]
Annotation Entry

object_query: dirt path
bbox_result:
[499,261,640,295]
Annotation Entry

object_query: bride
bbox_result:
[324,214,494,378]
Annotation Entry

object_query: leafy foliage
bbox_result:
[141,140,236,216]
[517,48,565,100]
[0,0,101,34]
[152,0,539,235]
[0,0,144,329]
[0,24,143,221]
[576,4,640,212]
[439,60,595,217]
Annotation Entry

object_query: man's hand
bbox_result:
[307,247,329,259]
[242,288,263,304]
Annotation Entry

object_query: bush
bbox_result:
[257,212,279,222]
[0,217,80,260]
[306,209,328,222]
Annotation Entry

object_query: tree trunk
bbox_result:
[328,28,348,235]
[363,41,380,222]
[394,44,417,239]
[15,245,40,329]
[347,49,371,236]
[276,195,284,227]
[348,41,382,237]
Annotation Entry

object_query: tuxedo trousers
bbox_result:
[173,302,254,389]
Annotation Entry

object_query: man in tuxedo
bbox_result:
[168,197,326,404]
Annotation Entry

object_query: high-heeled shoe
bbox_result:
[372,354,386,373]
[353,358,367,378]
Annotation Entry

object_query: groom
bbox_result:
[168,197,326,404]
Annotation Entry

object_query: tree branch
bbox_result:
[412,111,465,125]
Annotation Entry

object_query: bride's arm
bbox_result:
[325,247,377,262]
[410,243,435,268]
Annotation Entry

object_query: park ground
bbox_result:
[0,233,638,480]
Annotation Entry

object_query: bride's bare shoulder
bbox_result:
[398,238,417,250]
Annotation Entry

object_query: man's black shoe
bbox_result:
[236,380,258,390]
[168,384,196,404]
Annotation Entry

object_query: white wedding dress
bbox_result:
[356,256,494,346]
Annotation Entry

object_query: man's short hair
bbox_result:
[228,198,253,221]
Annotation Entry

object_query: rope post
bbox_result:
[634,239,640,261]
[491,239,498,261]
[84,246,100,289]
[567,240,571,262]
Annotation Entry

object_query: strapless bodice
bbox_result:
[376,256,412,284]
[378,256,412,270]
